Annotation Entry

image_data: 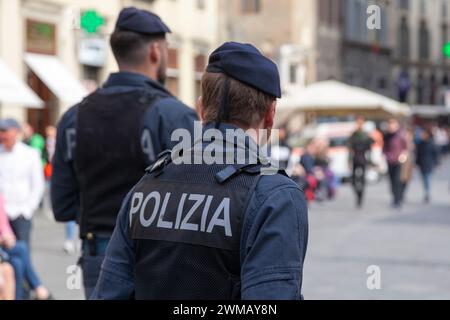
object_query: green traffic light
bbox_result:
[444,42,450,58]
[81,10,105,34]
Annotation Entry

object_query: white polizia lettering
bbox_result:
[130,192,233,237]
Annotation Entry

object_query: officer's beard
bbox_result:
[157,54,168,86]
[157,65,167,86]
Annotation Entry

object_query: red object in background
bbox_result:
[304,175,318,202]
[44,163,52,180]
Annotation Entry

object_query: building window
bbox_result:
[377,6,388,46]
[430,74,438,105]
[319,0,328,23]
[26,20,57,55]
[398,0,409,10]
[418,21,430,61]
[197,0,206,10]
[319,0,335,25]
[378,77,387,90]
[443,74,449,86]
[442,24,448,60]
[417,73,426,104]
[167,47,179,96]
[331,0,340,26]
[345,0,362,41]
[344,0,352,39]
[399,17,410,59]
[241,0,262,14]
[289,64,298,84]
[327,0,334,25]
[419,0,426,16]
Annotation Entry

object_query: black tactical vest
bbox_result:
[76,88,168,238]
[130,153,262,300]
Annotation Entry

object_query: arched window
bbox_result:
[399,17,410,59]
[419,21,430,61]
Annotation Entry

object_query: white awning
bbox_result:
[0,58,43,108]
[279,80,411,117]
[24,53,87,105]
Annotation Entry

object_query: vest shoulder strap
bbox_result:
[146,150,172,176]
[215,163,262,184]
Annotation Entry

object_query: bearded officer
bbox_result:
[91,42,308,300]
[51,7,198,298]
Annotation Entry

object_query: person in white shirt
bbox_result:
[434,126,449,158]
[0,119,45,247]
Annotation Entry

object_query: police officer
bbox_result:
[51,7,198,298]
[91,42,308,300]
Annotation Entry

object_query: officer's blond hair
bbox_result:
[201,72,275,127]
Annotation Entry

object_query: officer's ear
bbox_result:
[149,41,162,65]
[263,100,276,130]
[197,96,205,122]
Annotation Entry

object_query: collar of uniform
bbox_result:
[103,72,171,95]
[199,122,269,165]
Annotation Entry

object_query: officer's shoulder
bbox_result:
[151,96,196,116]
[255,171,303,199]
[58,104,80,129]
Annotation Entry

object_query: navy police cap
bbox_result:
[206,42,281,98]
[116,7,171,35]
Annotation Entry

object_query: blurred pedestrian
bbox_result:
[383,118,408,209]
[399,127,415,201]
[416,129,439,203]
[23,123,46,167]
[0,259,14,300]
[44,126,56,180]
[45,126,77,254]
[0,119,45,247]
[314,138,335,201]
[51,7,198,298]
[0,194,52,300]
[270,127,291,170]
[434,125,449,159]
[348,116,374,208]
[300,139,316,175]
[298,140,319,201]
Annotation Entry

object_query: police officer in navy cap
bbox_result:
[51,7,198,298]
[92,42,308,300]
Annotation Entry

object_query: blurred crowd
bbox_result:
[273,118,450,208]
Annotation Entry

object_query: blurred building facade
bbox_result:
[390,0,450,106]
[341,0,392,98]
[0,0,219,134]
[329,0,450,106]
[219,0,342,96]
[220,0,450,107]
[1,0,449,134]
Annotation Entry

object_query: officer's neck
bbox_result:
[118,65,155,82]
[227,120,269,146]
